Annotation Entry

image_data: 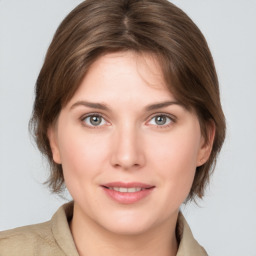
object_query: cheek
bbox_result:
[57,126,110,184]
[149,128,201,169]
[147,126,201,200]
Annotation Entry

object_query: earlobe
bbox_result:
[47,126,62,164]
[197,121,216,167]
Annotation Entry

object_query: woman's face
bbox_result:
[48,52,211,235]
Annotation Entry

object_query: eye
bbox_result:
[82,114,108,127]
[147,114,173,127]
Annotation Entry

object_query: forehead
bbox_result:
[67,51,176,106]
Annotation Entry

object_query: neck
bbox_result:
[70,203,179,256]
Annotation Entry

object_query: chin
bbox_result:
[103,220,153,236]
[95,209,163,236]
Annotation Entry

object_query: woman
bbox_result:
[0,0,225,255]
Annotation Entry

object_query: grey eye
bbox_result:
[83,115,107,127]
[148,115,172,126]
[155,116,167,125]
[90,116,102,126]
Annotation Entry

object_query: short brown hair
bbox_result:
[30,0,226,201]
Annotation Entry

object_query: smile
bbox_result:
[107,187,146,193]
[101,182,155,204]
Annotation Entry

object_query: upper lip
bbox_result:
[102,182,155,189]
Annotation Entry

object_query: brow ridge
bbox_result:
[70,101,110,111]
[70,100,182,112]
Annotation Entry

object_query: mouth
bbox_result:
[103,186,153,193]
[101,182,155,204]
[104,187,149,193]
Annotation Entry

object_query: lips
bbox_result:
[101,182,155,204]
[108,187,146,192]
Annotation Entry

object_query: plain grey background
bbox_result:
[0,0,256,255]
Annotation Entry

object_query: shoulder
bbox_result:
[177,212,208,256]
[0,221,63,255]
[0,202,76,256]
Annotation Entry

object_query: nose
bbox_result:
[110,124,145,171]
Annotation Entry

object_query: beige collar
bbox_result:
[176,213,207,255]
[51,202,207,256]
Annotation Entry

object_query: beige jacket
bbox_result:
[0,202,207,255]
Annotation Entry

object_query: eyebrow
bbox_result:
[70,101,110,111]
[70,100,183,112]
[145,101,183,111]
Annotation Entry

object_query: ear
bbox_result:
[47,125,62,164]
[197,121,216,167]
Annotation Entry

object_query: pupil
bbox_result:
[90,116,101,126]
[156,116,166,125]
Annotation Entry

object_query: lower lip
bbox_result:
[102,187,154,204]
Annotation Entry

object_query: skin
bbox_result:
[48,51,214,256]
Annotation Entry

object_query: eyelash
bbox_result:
[147,113,176,128]
[80,112,176,129]
[80,112,109,129]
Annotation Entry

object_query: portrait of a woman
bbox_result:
[0,0,227,255]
